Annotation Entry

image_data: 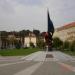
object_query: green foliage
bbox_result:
[62,50,75,56]
[53,37,63,49]
[70,40,75,52]
[37,39,45,48]
[63,41,70,50]
[14,40,21,49]
[19,30,31,37]
[1,31,8,37]
[62,40,75,56]
[30,42,35,48]
[33,30,40,36]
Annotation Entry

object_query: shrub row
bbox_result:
[53,37,75,51]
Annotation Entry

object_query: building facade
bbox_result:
[24,33,37,47]
[53,22,75,42]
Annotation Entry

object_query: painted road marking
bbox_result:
[14,62,42,75]
[0,60,29,67]
[58,62,75,72]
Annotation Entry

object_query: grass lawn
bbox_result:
[62,50,75,56]
[0,48,41,56]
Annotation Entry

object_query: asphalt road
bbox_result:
[0,51,75,75]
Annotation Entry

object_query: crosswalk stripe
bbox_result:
[0,60,28,67]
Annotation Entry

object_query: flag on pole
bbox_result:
[47,10,54,35]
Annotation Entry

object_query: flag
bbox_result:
[47,10,54,35]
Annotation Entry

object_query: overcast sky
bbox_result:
[0,0,75,32]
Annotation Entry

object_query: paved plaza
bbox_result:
[0,51,75,75]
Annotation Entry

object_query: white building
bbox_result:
[24,33,36,47]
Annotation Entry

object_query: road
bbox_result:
[0,51,75,75]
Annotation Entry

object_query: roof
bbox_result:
[57,22,75,31]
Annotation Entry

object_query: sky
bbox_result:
[0,0,75,32]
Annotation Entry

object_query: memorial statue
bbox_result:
[45,10,54,51]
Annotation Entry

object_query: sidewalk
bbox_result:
[21,51,75,62]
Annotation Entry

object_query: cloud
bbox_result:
[0,0,75,31]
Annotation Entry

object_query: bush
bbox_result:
[70,40,75,52]
[53,37,63,50]
[63,41,70,50]
[37,40,45,48]
[30,42,35,48]
[14,40,21,49]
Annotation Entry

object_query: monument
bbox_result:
[45,10,54,51]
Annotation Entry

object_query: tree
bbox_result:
[8,34,16,49]
[53,37,63,50]
[19,30,31,48]
[33,30,40,36]
[19,30,26,47]
[1,31,8,49]
[37,38,45,48]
